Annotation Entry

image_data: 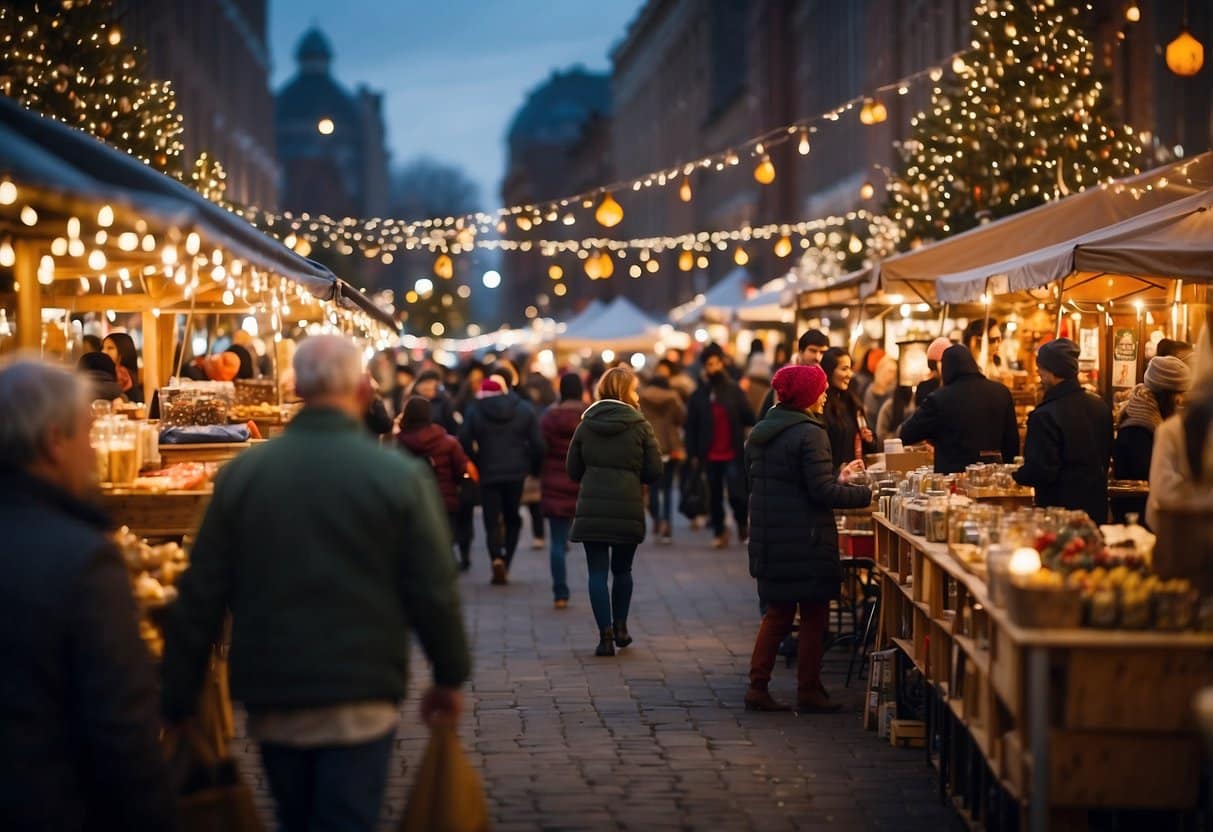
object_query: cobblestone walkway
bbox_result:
[235,516,960,831]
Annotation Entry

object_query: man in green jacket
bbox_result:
[162,335,470,832]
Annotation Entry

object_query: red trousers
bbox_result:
[749,601,829,696]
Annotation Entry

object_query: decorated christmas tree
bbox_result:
[888,0,1142,245]
[0,0,184,174]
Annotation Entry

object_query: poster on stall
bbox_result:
[1079,328,1100,362]
[1112,327,1138,388]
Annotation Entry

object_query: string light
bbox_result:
[595,192,624,228]
[753,156,776,185]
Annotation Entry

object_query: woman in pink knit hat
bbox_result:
[743,365,872,713]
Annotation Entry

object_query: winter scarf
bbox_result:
[1119,384,1162,433]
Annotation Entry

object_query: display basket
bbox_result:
[233,378,276,407]
[1005,582,1082,629]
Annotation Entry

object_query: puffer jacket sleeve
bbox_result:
[458,405,478,460]
[638,420,664,485]
[566,424,586,482]
[526,406,545,476]
[800,426,872,509]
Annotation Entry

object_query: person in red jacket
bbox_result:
[540,374,587,608]
[398,396,472,570]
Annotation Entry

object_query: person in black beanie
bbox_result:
[77,352,127,402]
[1013,338,1113,522]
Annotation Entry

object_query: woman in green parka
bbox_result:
[567,366,663,656]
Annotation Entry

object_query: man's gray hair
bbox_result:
[293,335,364,400]
[0,358,90,469]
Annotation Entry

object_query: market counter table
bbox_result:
[874,514,1213,831]
[159,439,264,467]
[100,487,212,538]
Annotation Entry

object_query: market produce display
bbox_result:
[114,526,189,656]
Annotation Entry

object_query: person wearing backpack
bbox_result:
[398,396,472,570]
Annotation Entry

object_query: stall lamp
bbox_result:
[1008,548,1042,576]
[1167,26,1204,76]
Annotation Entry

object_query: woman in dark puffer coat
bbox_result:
[568,367,663,657]
[541,374,587,608]
[397,396,472,569]
[745,365,872,713]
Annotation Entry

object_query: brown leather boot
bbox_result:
[744,687,791,712]
[797,687,843,713]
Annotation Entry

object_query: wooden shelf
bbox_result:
[872,512,1213,822]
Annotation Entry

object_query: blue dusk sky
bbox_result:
[269,0,647,211]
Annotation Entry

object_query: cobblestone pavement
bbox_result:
[235,516,960,831]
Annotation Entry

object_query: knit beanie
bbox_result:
[559,372,584,402]
[477,378,505,399]
[1144,355,1192,393]
[1037,338,1080,379]
[402,395,432,430]
[771,365,828,411]
[927,337,953,363]
[78,351,118,380]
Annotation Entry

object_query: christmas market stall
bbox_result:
[0,98,397,543]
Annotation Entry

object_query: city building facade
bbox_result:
[500,0,1213,325]
[117,0,278,207]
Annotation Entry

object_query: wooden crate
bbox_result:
[100,489,211,537]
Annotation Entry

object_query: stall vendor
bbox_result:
[1013,338,1113,522]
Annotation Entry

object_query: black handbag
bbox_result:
[678,460,709,519]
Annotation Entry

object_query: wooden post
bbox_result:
[141,309,160,396]
[14,240,41,352]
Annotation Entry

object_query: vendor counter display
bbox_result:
[872,500,1213,830]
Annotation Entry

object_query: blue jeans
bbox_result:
[647,459,680,526]
[584,541,638,631]
[259,731,395,832]
[548,516,572,601]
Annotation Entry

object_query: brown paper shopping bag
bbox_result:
[399,723,489,832]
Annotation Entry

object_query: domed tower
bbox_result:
[274,27,387,219]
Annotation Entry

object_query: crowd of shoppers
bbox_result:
[7,312,1211,828]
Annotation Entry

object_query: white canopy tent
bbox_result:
[557,298,607,334]
[858,152,1213,304]
[670,266,752,325]
[933,188,1213,303]
[736,274,798,324]
[558,295,664,352]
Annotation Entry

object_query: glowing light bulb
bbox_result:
[733,246,749,266]
[753,156,776,185]
[0,181,16,205]
[595,192,624,228]
[482,270,501,289]
[38,255,55,285]
[317,118,335,135]
[798,131,811,155]
[774,236,793,258]
[20,206,37,226]
[87,250,106,270]
[434,253,454,279]
[1124,4,1140,23]
[0,241,13,268]
[548,264,563,280]
[678,250,694,272]
[679,176,693,202]
[859,181,876,200]
[97,205,114,227]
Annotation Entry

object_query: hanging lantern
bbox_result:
[733,246,749,266]
[434,253,454,279]
[678,250,694,272]
[679,176,693,202]
[548,264,563,280]
[1166,27,1205,77]
[753,156,776,185]
[774,236,793,258]
[595,192,624,228]
[597,251,614,279]
[856,98,888,124]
